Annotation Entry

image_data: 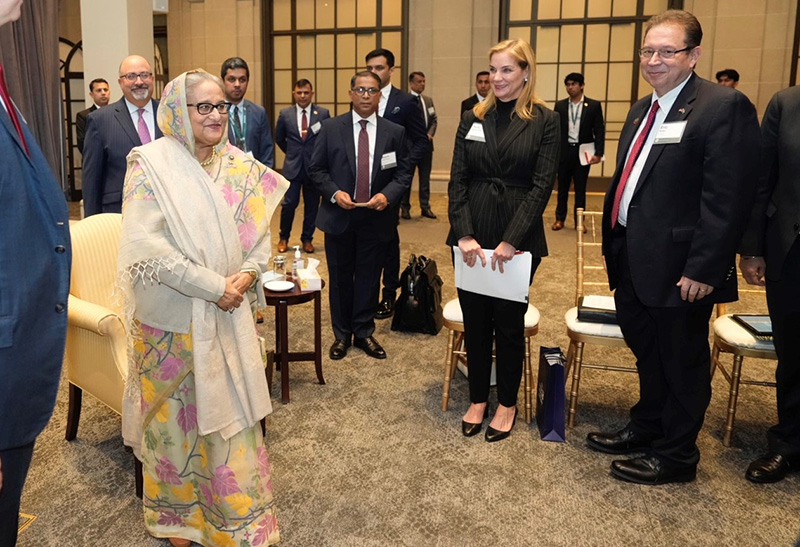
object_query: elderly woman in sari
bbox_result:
[118,70,288,547]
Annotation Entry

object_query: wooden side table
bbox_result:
[263,279,325,403]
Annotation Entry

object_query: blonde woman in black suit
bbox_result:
[447,39,560,442]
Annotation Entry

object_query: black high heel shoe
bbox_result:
[485,408,517,443]
[462,405,490,437]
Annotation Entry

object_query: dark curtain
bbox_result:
[0,0,62,190]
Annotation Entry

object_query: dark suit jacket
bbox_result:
[740,85,800,280]
[309,112,412,238]
[383,86,429,168]
[75,104,97,154]
[554,96,605,159]
[414,93,437,151]
[461,94,481,115]
[228,99,274,168]
[602,74,761,307]
[275,103,330,180]
[446,103,560,256]
[82,97,163,216]
[0,96,71,451]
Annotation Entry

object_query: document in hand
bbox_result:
[578,143,596,166]
[452,246,532,303]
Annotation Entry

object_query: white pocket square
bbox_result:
[391,106,400,114]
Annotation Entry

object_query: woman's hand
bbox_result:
[491,241,517,273]
[458,236,486,268]
[216,275,245,312]
[231,272,254,294]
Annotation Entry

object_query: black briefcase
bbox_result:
[391,254,444,335]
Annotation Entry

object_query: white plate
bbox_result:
[264,280,295,292]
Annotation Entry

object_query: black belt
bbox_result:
[476,178,530,190]
[568,142,579,146]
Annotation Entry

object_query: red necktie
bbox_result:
[355,120,370,203]
[0,63,29,155]
[611,100,660,228]
[301,109,308,140]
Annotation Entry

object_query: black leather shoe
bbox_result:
[462,406,489,437]
[610,456,696,485]
[746,452,800,483]
[329,339,350,360]
[586,427,652,455]
[485,408,517,443]
[354,336,387,359]
[421,208,437,219]
[374,297,395,319]
[400,209,411,220]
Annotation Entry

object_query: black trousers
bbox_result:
[457,257,540,407]
[0,441,35,547]
[401,148,432,212]
[555,145,590,224]
[380,208,401,300]
[766,236,800,458]
[279,174,320,243]
[612,231,713,468]
[324,210,383,341]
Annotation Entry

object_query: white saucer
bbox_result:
[264,280,295,292]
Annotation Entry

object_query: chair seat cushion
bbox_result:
[565,307,625,338]
[443,298,540,328]
[713,315,776,351]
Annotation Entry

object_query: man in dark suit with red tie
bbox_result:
[588,10,761,485]
[0,1,71,543]
[309,71,411,361]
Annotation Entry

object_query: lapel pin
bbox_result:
[633,118,640,125]
[313,110,318,116]
[678,108,685,114]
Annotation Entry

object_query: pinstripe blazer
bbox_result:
[447,103,560,257]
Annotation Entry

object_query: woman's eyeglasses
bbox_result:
[187,102,232,115]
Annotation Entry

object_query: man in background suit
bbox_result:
[275,78,330,253]
[221,57,274,168]
[460,71,490,115]
[738,86,800,483]
[0,1,71,543]
[365,48,429,320]
[552,72,604,230]
[716,68,740,88]
[588,10,760,485]
[309,71,411,361]
[404,71,437,219]
[75,77,109,153]
[82,55,162,216]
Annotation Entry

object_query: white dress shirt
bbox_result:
[378,83,392,117]
[410,90,427,127]
[567,95,583,144]
[617,74,692,227]
[125,98,155,141]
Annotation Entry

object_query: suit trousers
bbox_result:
[380,209,401,301]
[401,147,432,212]
[611,230,713,468]
[765,235,800,457]
[555,145,589,223]
[0,441,35,546]
[279,174,320,242]
[324,210,383,341]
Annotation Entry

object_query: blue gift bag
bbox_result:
[536,346,567,442]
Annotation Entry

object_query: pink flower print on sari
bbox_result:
[155,456,182,485]
[177,404,197,434]
[222,184,242,206]
[160,356,183,381]
[252,514,279,546]
[238,220,257,249]
[211,464,242,496]
[157,511,184,527]
[260,172,278,195]
[256,446,271,479]
[200,482,215,505]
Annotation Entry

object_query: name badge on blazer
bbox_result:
[381,151,397,170]
[310,121,322,134]
[653,121,687,144]
[465,122,485,142]
[427,106,435,116]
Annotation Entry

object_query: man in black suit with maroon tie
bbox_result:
[588,10,761,485]
[309,71,411,361]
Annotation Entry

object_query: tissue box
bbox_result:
[297,268,322,291]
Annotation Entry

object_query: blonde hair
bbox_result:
[474,39,544,121]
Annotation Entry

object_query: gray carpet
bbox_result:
[18,193,800,546]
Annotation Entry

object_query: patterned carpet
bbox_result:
[18,193,800,546]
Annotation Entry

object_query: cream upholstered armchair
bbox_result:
[64,213,127,441]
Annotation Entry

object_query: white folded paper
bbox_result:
[578,143,596,166]
[453,246,532,303]
[297,257,322,291]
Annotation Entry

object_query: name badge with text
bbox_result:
[653,121,687,144]
[427,106,435,116]
[310,121,322,134]
[465,122,485,143]
[381,151,397,170]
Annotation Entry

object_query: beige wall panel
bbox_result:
[643,0,670,16]
[337,69,354,102]
[535,26,560,63]
[315,69,335,103]
[274,36,293,69]
[713,15,766,51]
[296,0,315,30]
[609,23,635,62]
[587,0,611,18]
[317,0,336,29]
[562,0,584,19]
[316,35,335,68]
[273,0,292,31]
[764,12,791,51]
[536,63,559,103]
[383,32,403,66]
[297,36,316,69]
[607,63,633,101]
[559,25,583,62]
[356,33,378,66]
[611,0,636,17]
[338,0,356,27]
[583,64,608,101]
[357,0,378,27]
[537,1,559,20]
[509,0,531,21]
[382,0,403,26]
[337,34,356,67]
[585,25,610,63]
[508,26,531,43]
[273,70,294,103]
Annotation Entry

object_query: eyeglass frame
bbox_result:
[187,102,233,115]
[351,86,381,96]
[638,46,694,60]
[120,72,154,82]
